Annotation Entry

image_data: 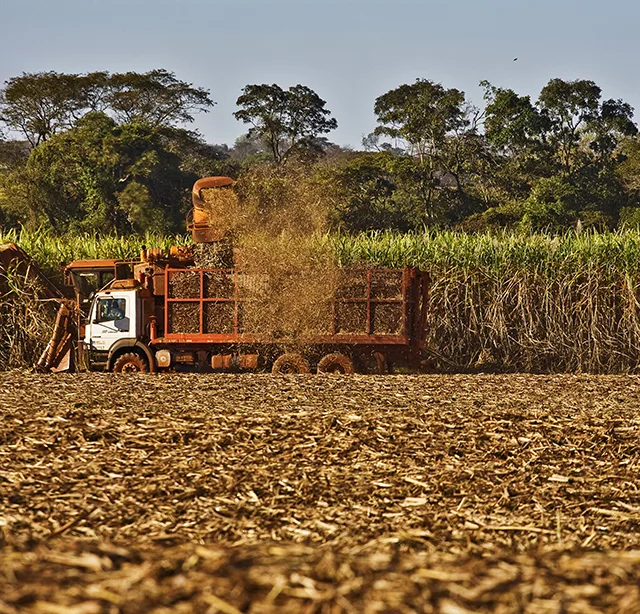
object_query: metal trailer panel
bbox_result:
[155,265,428,348]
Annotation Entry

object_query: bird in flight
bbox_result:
[513,57,518,61]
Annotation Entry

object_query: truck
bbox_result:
[37,177,431,374]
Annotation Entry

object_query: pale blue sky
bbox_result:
[1,0,638,148]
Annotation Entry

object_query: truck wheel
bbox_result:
[272,353,310,374]
[113,352,148,373]
[317,353,354,374]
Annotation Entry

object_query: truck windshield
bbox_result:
[96,298,126,322]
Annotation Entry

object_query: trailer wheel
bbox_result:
[355,350,387,374]
[113,352,148,373]
[373,351,388,375]
[272,353,310,374]
[317,353,354,374]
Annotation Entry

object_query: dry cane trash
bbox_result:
[1,372,640,612]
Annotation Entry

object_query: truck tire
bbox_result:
[317,353,354,374]
[113,352,148,373]
[272,353,310,374]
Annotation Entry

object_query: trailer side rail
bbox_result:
[160,266,426,347]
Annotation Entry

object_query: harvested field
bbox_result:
[1,373,640,612]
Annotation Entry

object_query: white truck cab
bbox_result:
[83,279,155,373]
[85,289,138,352]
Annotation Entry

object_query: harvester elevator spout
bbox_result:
[189,176,235,243]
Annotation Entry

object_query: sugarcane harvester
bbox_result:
[39,177,430,374]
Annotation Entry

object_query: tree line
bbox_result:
[1,69,640,235]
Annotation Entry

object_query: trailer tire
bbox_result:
[373,351,388,375]
[317,353,354,374]
[113,352,148,373]
[272,353,310,374]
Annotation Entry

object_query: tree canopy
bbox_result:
[0,70,215,146]
[369,79,484,223]
[1,69,640,236]
[0,70,223,233]
[478,78,639,230]
[234,84,337,165]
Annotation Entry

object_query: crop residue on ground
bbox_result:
[1,373,640,611]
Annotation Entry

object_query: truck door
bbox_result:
[87,294,133,352]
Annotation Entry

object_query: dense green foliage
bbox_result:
[3,69,640,235]
[0,69,214,146]
[330,227,640,272]
[234,84,337,165]
[5,224,640,282]
[0,70,233,234]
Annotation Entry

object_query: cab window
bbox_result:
[100,271,115,287]
[75,272,99,297]
[96,298,126,322]
[72,270,115,297]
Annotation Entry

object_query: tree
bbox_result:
[484,78,636,171]
[234,84,337,165]
[482,83,555,205]
[0,112,191,233]
[0,70,215,146]
[0,72,98,146]
[538,79,602,178]
[482,83,550,155]
[106,70,215,127]
[590,98,638,160]
[373,79,467,159]
[480,78,638,229]
[0,69,219,234]
[536,79,636,178]
[372,79,484,221]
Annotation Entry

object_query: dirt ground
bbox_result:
[1,373,640,613]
